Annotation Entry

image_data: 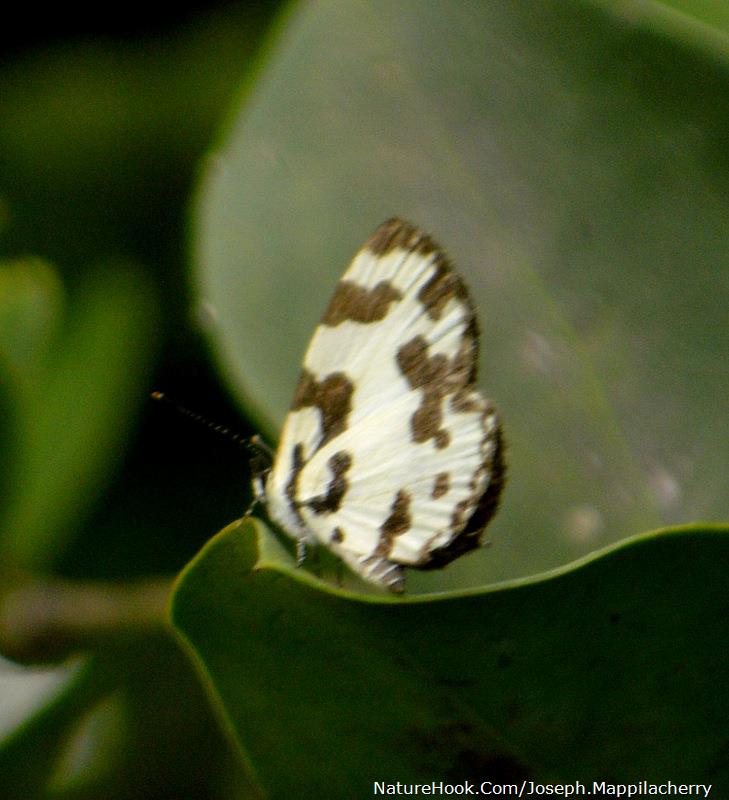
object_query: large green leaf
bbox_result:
[194,0,729,591]
[660,0,729,35]
[172,519,729,797]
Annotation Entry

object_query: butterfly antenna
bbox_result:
[150,391,271,459]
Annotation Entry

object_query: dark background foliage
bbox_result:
[1,0,283,581]
[1,4,282,797]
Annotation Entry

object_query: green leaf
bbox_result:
[194,0,729,590]
[0,260,64,513]
[0,263,157,570]
[0,260,64,394]
[658,0,729,36]
[172,519,729,797]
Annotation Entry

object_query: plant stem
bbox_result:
[0,577,173,664]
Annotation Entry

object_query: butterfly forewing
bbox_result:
[263,218,504,592]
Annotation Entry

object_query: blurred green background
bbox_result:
[1,1,284,579]
[1,0,728,797]
[0,3,283,797]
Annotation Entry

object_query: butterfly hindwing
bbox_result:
[263,218,504,592]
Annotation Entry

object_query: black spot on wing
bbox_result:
[374,490,412,559]
[306,451,352,515]
[291,370,353,449]
[322,281,401,326]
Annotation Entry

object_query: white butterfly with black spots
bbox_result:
[254,218,505,593]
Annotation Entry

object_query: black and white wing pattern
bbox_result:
[262,218,504,592]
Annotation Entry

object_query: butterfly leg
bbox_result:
[246,434,274,517]
[243,469,269,518]
[296,536,307,567]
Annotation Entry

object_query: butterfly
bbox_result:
[253,218,505,592]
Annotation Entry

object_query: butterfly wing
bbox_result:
[264,218,504,591]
